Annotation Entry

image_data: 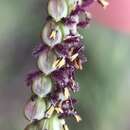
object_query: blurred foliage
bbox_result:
[0,0,130,130]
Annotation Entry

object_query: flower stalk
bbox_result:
[24,0,108,130]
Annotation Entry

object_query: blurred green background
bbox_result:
[0,0,130,130]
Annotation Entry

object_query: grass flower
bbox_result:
[24,0,108,130]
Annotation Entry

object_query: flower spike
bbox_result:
[24,0,108,130]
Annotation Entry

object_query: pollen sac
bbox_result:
[32,75,52,98]
[24,98,46,121]
[97,0,109,8]
[48,0,68,22]
[37,51,58,75]
[42,21,63,47]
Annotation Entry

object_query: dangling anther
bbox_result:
[49,30,56,40]
[74,114,82,122]
[70,53,78,61]
[63,124,69,130]
[57,58,65,68]
[45,105,55,118]
[53,57,65,68]
[74,60,80,69]
[55,107,63,113]
[98,0,109,9]
[52,59,60,68]
[64,87,70,99]
[78,59,83,70]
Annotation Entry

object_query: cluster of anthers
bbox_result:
[24,0,108,130]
